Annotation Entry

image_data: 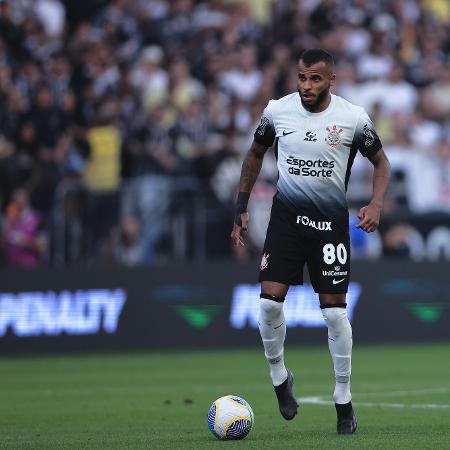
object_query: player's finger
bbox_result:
[357,207,366,220]
[230,230,240,246]
[362,221,377,233]
[356,222,370,231]
[240,213,249,231]
[359,215,373,228]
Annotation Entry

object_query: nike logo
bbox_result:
[282,130,296,136]
[269,357,281,364]
[332,278,346,285]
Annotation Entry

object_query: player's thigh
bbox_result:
[319,292,347,306]
[306,238,350,294]
[258,207,306,286]
[260,280,290,299]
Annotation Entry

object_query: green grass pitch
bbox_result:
[1,344,450,449]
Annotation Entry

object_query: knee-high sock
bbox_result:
[258,298,288,386]
[321,307,352,404]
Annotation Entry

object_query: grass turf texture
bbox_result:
[1,344,450,449]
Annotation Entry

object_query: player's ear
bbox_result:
[329,72,336,87]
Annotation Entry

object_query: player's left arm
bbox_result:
[356,148,391,233]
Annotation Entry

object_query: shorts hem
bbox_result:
[314,289,348,294]
[259,275,304,286]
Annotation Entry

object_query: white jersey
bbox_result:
[254,93,382,234]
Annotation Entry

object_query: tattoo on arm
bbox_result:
[239,141,269,193]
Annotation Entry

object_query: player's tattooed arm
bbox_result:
[368,148,391,207]
[357,148,391,233]
[239,140,270,192]
[230,140,269,247]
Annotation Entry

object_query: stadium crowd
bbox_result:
[0,0,449,267]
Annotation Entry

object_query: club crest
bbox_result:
[325,125,343,148]
[260,253,269,270]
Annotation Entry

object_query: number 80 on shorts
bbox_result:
[323,243,347,265]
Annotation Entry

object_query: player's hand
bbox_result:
[356,202,382,233]
[230,212,249,247]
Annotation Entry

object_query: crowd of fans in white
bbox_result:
[0,0,449,266]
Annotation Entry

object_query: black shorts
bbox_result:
[259,201,350,293]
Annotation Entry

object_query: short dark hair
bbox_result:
[299,49,334,68]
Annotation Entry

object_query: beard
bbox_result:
[298,85,330,111]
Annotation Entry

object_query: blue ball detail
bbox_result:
[230,396,246,405]
[226,419,251,440]
[207,403,221,439]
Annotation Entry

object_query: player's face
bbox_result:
[297,60,335,112]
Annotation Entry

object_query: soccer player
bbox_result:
[230,49,391,434]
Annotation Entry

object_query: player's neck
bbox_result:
[301,93,332,114]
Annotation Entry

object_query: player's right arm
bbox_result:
[230,140,270,247]
[231,103,276,247]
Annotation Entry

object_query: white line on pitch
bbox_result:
[298,396,450,409]
[355,387,450,397]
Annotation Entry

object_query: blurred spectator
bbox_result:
[130,45,168,105]
[102,215,150,266]
[33,0,65,37]
[1,187,48,267]
[220,44,262,102]
[26,84,68,149]
[83,101,121,253]
[121,98,176,258]
[0,0,24,60]
[168,58,205,111]
[421,66,450,120]
[173,97,225,179]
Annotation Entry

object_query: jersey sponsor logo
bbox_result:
[256,116,270,136]
[296,215,332,231]
[286,157,334,177]
[282,130,296,136]
[332,278,346,284]
[304,131,317,142]
[260,253,269,270]
[325,125,343,148]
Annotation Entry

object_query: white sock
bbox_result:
[258,298,288,386]
[321,307,352,404]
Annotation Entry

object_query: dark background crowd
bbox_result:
[0,0,449,268]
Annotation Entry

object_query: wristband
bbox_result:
[234,191,250,226]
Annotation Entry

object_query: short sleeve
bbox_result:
[254,102,276,147]
[353,110,382,157]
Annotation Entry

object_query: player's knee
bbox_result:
[321,306,349,328]
[259,295,284,324]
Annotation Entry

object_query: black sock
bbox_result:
[335,401,352,417]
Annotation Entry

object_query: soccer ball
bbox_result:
[207,395,254,440]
